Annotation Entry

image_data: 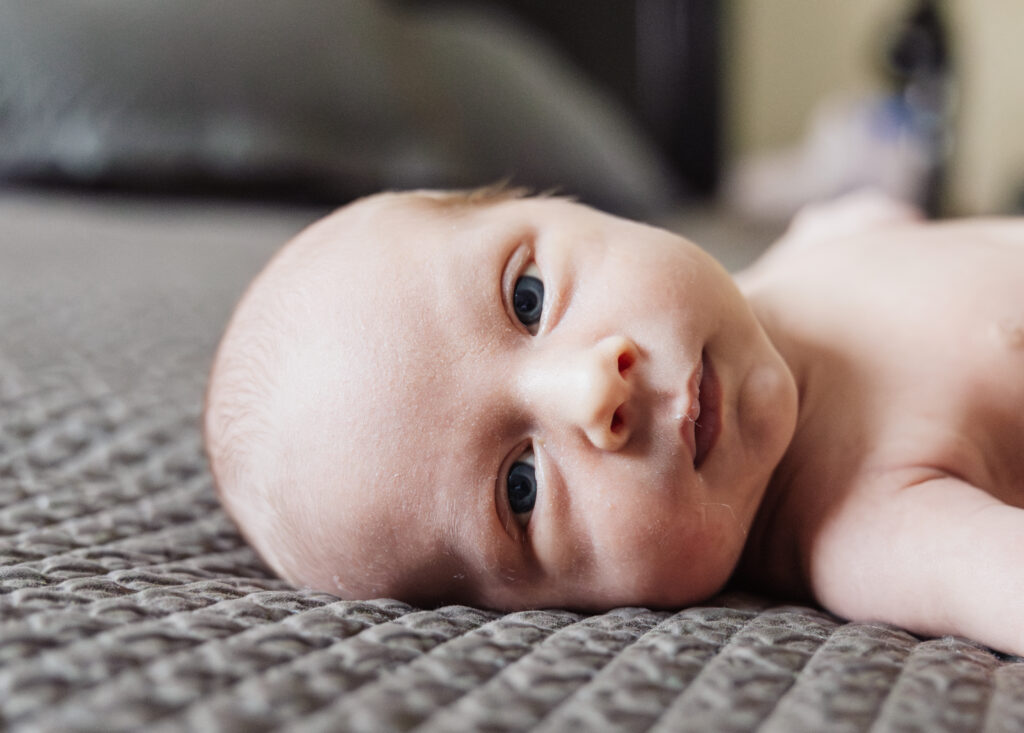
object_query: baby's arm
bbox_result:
[809,474,1024,657]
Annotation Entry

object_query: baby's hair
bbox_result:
[203,274,301,578]
[202,201,372,586]
[417,180,531,209]
[414,181,574,213]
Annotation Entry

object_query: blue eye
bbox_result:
[513,273,544,329]
[507,459,537,517]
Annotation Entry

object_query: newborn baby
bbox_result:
[205,186,1024,657]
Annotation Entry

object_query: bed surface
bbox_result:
[2,189,1023,732]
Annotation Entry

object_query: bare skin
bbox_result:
[206,189,1024,658]
[736,193,1024,657]
[207,191,798,610]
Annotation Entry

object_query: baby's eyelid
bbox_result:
[510,262,545,335]
[509,445,536,528]
[497,442,538,541]
[500,242,543,332]
[521,262,542,281]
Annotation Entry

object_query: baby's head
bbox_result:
[204,188,798,611]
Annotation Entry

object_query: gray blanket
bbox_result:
[2,190,1022,732]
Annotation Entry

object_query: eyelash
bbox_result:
[506,447,537,528]
[511,262,544,335]
[504,258,544,529]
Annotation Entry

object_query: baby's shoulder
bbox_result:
[747,208,1024,314]
[741,190,923,275]
[746,191,1024,282]
[785,190,924,246]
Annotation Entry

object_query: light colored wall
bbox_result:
[725,0,896,156]
[945,1,1024,213]
[725,0,1024,214]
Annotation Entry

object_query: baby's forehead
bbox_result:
[334,189,507,232]
[319,188,571,253]
[279,193,526,329]
[279,409,498,603]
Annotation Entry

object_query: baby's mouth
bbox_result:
[693,350,721,469]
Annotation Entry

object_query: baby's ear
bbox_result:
[786,188,923,245]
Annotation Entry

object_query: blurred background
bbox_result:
[2,0,1023,267]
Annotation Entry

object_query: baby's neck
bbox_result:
[731,277,815,599]
[733,434,812,599]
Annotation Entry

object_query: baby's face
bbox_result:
[250,192,797,610]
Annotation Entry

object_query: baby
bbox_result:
[204,186,1024,658]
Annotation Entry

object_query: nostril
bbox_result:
[610,407,625,434]
[617,351,635,375]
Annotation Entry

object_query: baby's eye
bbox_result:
[506,450,537,525]
[513,264,544,333]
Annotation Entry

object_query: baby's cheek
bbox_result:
[671,508,744,592]
[613,530,728,606]
[608,507,686,568]
[737,355,797,460]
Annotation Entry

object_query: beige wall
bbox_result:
[945,1,1024,213]
[725,0,1024,214]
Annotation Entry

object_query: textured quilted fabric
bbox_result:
[2,191,1022,732]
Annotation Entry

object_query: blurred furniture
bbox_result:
[0,0,681,217]
[728,0,1024,215]
[409,0,723,197]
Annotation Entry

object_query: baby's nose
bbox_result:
[522,335,637,451]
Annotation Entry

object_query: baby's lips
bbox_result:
[676,355,704,460]
[693,352,721,469]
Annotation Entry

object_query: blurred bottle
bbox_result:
[726,0,955,220]
[883,0,954,217]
